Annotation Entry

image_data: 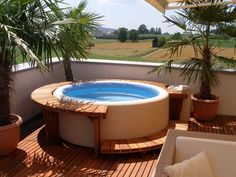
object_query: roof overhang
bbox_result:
[145,0,236,13]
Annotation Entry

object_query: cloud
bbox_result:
[98,0,143,5]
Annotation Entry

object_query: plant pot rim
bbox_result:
[191,94,220,103]
[0,114,23,131]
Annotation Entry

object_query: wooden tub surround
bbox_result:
[31,80,188,155]
[31,82,107,156]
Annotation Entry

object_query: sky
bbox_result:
[64,0,182,34]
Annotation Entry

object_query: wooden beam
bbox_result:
[43,109,60,143]
[146,0,167,13]
[89,116,102,156]
[166,0,236,10]
[146,0,236,13]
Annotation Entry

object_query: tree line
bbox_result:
[138,24,162,35]
[116,24,162,43]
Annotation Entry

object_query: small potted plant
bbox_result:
[152,3,236,121]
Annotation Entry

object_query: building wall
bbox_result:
[10,62,64,121]
[11,59,236,121]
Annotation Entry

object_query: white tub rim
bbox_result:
[53,80,169,106]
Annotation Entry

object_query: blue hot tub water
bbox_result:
[59,82,160,103]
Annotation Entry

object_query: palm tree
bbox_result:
[0,0,62,125]
[152,3,236,100]
[56,0,102,81]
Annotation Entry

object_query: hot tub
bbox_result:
[53,80,169,147]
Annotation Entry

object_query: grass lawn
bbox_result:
[15,50,59,64]
[93,39,117,44]
[210,38,236,48]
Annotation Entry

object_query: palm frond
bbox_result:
[180,58,221,87]
[55,1,102,61]
[164,15,187,31]
[219,24,236,38]
[9,30,47,70]
[51,18,78,25]
[214,56,236,69]
[149,60,174,75]
[167,38,191,57]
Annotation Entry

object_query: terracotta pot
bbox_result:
[191,94,220,121]
[0,114,23,156]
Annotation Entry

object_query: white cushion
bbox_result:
[175,136,236,177]
[164,151,215,177]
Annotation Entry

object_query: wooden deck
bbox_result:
[100,121,188,154]
[1,115,236,176]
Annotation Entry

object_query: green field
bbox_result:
[210,38,236,48]
[93,39,117,44]
[15,35,236,65]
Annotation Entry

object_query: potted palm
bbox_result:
[152,3,236,121]
[0,0,62,156]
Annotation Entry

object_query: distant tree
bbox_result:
[155,28,158,34]
[158,37,166,47]
[150,27,155,34]
[128,29,139,42]
[210,27,226,35]
[117,27,128,42]
[170,32,182,40]
[157,28,162,34]
[138,24,149,34]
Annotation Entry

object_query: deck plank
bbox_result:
[100,121,188,154]
[130,158,143,177]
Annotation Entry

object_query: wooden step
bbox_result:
[100,121,188,154]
